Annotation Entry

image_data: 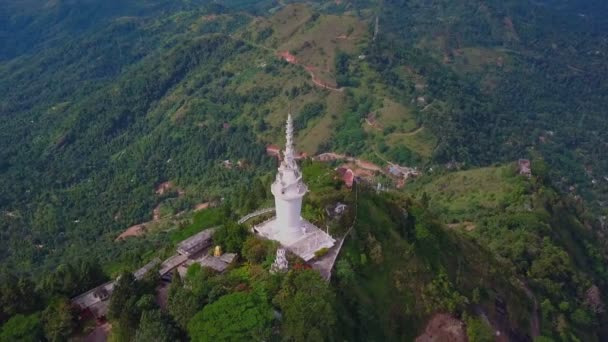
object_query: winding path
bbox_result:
[231,35,344,92]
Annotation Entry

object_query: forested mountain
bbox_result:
[1,0,608,341]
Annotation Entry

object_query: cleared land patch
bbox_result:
[298,91,345,153]
[387,127,437,159]
[377,98,417,132]
[249,4,368,86]
[409,165,526,222]
[451,47,509,73]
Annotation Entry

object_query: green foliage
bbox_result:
[0,274,39,321]
[106,270,162,342]
[2,1,608,340]
[108,272,138,320]
[0,25,270,274]
[423,271,468,314]
[528,238,576,299]
[314,247,329,258]
[38,260,107,298]
[385,144,421,166]
[294,102,325,130]
[466,316,494,342]
[170,209,225,244]
[0,313,43,342]
[134,310,180,342]
[168,280,204,330]
[187,291,273,341]
[570,308,593,328]
[335,259,355,286]
[332,107,367,154]
[41,299,75,342]
[241,236,277,265]
[274,270,336,341]
[213,222,249,253]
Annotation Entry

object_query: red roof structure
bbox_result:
[336,167,355,188]
[518,159,532,178]
[278,51,298,64]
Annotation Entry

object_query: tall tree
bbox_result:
[41,298,75,342]
[274,269,336,341]
[188,291,273,341]
[0,313,43,342]
[108,272,137,320]
[135,310,180,342]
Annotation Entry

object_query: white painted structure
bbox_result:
[270,114,308,242]
[253,114,335,261]
[270,248,289,273]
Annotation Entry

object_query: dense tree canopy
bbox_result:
[188,291,273,342]
[274,270,336,341]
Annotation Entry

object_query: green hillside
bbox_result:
[410,162,606,340]
[1,0,608,340]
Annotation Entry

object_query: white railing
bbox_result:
[238,207,275,224]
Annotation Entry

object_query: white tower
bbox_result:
[270,114,308,241]
[253,113,335,261]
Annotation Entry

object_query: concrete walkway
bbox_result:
[310,235,346,281]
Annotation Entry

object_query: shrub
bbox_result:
[314,247,329,258]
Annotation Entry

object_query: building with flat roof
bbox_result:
[176,228,216,257]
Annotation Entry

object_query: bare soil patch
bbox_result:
[155,181,174,195]
[415,313,467,342]
[194,202,211,211]
[446,221,477,231]
[115,223,148,240]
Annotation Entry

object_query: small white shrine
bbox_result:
[253,114,335,261]
[270,248,289,273]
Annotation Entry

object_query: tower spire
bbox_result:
[284,113,295,165]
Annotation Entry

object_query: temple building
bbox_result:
[253,114,335,261]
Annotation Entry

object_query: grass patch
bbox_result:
[170,208,225,243]
[377,98,417,132]
[299,91,345,154]
[387,127,437,159]
[409,165,526,222]
[451,47,509,74]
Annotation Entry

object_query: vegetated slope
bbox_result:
[369,0,608,211]
[0,0,224,61]
[333,166,608,340]
[0,2,377,273]
[334,187,530,341]
[0,3,273,272]
[399,162,608,340]
[1,2,608,332]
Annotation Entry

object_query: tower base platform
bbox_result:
[253,217,335,261]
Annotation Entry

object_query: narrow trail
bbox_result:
[232,35,344,92]
[307,69,344,92]
[402,126,425,136]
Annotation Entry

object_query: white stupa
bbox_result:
[253,114,335,261]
